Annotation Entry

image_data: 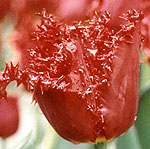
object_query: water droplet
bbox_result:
[101,79,107,83]
[100,115,105,123]
[85,87,92,95]
[81,82,85,86]
[86,63,89,68]
[87,48,97,56]
[74,70,78,74]
[78,68,84,73]
[134,116,137,121]
[97,70,101,74]
[90,76,94,82]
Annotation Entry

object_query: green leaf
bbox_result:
[139,81,150,99]
[137,82,150,149]
[0,15,15,71]
[14,131,32,149]
[24,106,45,149]
[116,125,141,149]
[139,63,150,87]
[52,135,94,149]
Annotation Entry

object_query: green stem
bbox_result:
[1,138,6,149]
[94,143,107,149]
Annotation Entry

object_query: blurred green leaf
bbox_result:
[137,81,150,149]
[52,135,94,149]
[24,107,44,149]
[140,63,150,87]
[139,81,150,99]
[0,15,15,71]
[116,126,141,149]
[15,131,32,149]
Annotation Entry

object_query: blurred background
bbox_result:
[0,0,150,149]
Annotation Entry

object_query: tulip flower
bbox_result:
[0,8,144,144]
[0,95,19,138]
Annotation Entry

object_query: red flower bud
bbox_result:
[0,96,19,138]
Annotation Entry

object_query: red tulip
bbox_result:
[0,9,143,143]
[32,9,142,143]
[0,96,19,138]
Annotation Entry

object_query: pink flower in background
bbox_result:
[141,1,150,56]
[0,95,19,138]
[0,0,11,20]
